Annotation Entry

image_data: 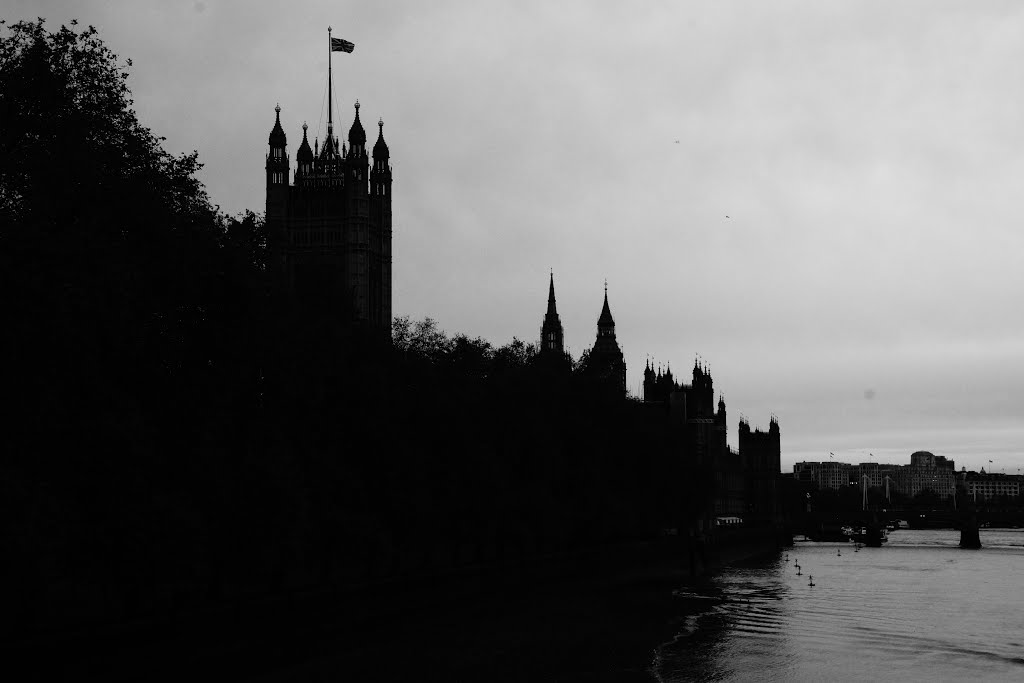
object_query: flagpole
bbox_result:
[328,26,333,136]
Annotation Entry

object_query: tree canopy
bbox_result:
[1,18,262,454]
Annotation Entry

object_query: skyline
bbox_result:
[10,0,1024,472]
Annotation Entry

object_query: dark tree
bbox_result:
[1,19,271,634]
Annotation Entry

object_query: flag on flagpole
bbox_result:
[331,37,355,53]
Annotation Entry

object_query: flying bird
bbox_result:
[674,140,680,143]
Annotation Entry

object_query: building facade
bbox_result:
[794,450,957,499]
[964,470,1022,501]
[265,98,392,334]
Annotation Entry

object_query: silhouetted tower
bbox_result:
[692,359,714,417]
[768,416,781,472]
[588,282,626,397]
[265,76,392,335]
[370,118,393,327]
[266,105,289,228]
[539,271,564,356]
[643,359,656,400]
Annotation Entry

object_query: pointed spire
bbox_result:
[546,270,558,315]
[297,121,313,162]
[349,99,366,148]
[539,270,564,356]
[373,116,390,161]
[268,103,286,145]
[598,280,614,327]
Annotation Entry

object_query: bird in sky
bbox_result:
[674,140,680,143]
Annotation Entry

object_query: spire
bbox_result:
[349,100,366,148]
[539,271,564,356]
[598,280,614,327]
[546,270,557,316]
[373,117,389,161]
[297,121,313,162]
[268,103,286,145]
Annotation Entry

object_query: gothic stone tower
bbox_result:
[265,99,392,334]
[539,271,564,357]
[588,283,626,397]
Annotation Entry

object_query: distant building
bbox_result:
[642,356,780,521]
[910,451,955,470]
[963,469,1022,501]
[851,462,888,489]
[530,275,782,523]
[794,450,955,499]
[265,86,392,333]
[793,461,853,490]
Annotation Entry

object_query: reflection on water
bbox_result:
[654,530,1024,682]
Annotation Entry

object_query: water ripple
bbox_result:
[654,530,1024,682]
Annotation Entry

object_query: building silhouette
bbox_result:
[587,283,627,397]
[536,277,782,523]
[265,94,392,333]
[793,451,957,499]
[641,357,781,520]
[539,271,564,358]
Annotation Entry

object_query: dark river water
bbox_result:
[247,530,1024,681]
[656,529,1024,682]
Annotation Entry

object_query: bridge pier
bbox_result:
[959,513,981,549]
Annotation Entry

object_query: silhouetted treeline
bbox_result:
[1,20,697,637]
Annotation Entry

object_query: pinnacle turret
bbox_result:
[597,281,615,328]
[540,271,564,356]
[268,103,286,146]
[349,100,366,152]
[297,122,313,161]
[373,117,389,161]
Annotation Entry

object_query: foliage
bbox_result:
[391,315,538,377]
[0,18,210,230]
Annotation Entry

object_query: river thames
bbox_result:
[656,529,1024,682]
[248,529,1024,681]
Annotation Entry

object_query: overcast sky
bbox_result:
[12,1,1024,473]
